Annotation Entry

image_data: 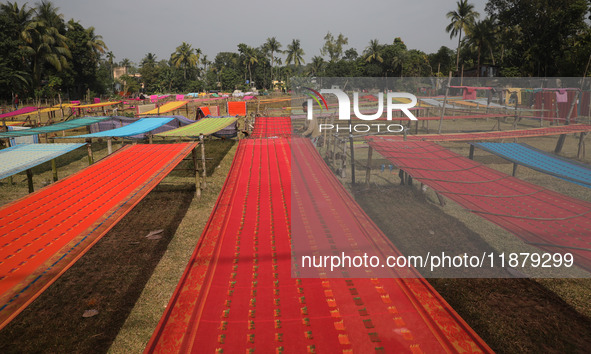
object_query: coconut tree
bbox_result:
[308,56,325,76]
[141,53,157,67]
[445,0,479,71]
[171,42,199,80]
[238,43,258,86]
[286,39,305,67]
[364,39,383,64]
[464,17,496,76]
[20,17,71,88]
[35,0,64,32]
[84,26,108,56]
[264,37,282,84]
[0,1,34,37]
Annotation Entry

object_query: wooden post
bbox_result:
[107,137,112,154]
[435,192,446,206]
[200,134,207,189]
[149,135,153,144]
[323,116,328,154]
[468,144,475,160]
[555,90,580,154]
[438,72,452,134]
[578,132,587,159]
[512,163,518,177]
[332,132,338,166]
[192,148,201,198]
[86,140,94,165]
[540,93,545,127]
[26,168,34,193]
[513,100,519,130]
[365,145,373,185]
[341,137,347,178]
[51,159,58,182]
[348,120,355,185]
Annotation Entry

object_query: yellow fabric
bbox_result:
[76,101,121,108]
[139,101,188,115]
[505,88,522,105]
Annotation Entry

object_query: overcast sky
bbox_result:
[46,0,489,66]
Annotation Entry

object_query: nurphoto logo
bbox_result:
[301,84,418,133]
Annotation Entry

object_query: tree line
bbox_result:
[1,0,589,102]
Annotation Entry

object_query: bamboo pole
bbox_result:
[26,168,34,193]
[192,148,201,198]
[438,72,452,134]
[51,159,58,182]
[556,90,581,153]
[365,145,373,185]
[86,140,94,165]
[578,132,587,159]
[200,134,207,189]
[348,120,355,184]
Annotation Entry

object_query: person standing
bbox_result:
[13,94,19,110]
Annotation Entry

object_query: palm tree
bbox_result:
[446,0,479,71]
[264,37,282,84]
[286,39,305,67]
[35,0,64,31]
[141,53,157,68]
[120,58,131,74]
[364,39,383,64]
[105,51,115,88]
[464,18,496,76]
[171,42,199,80]
[85,26,108,56]
[238,44,258,86]
[1,2,34,37]
[308,56,325,76]
[201,54,209,73]
[21,17,71,88]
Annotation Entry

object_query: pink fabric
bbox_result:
[463,88,477,100]
[556,90,568,103]
[191,97,225,102]
[150,95,158,103]
[176,94,185,101]
[93,98,101,104]
[0,107,37,119]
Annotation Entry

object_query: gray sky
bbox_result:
[47,0,488,66]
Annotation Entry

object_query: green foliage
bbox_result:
[321,32,348,63]
[486,0,590,76]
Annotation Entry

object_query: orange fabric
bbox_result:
[227,101,247,116]
[0,143,197,330]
